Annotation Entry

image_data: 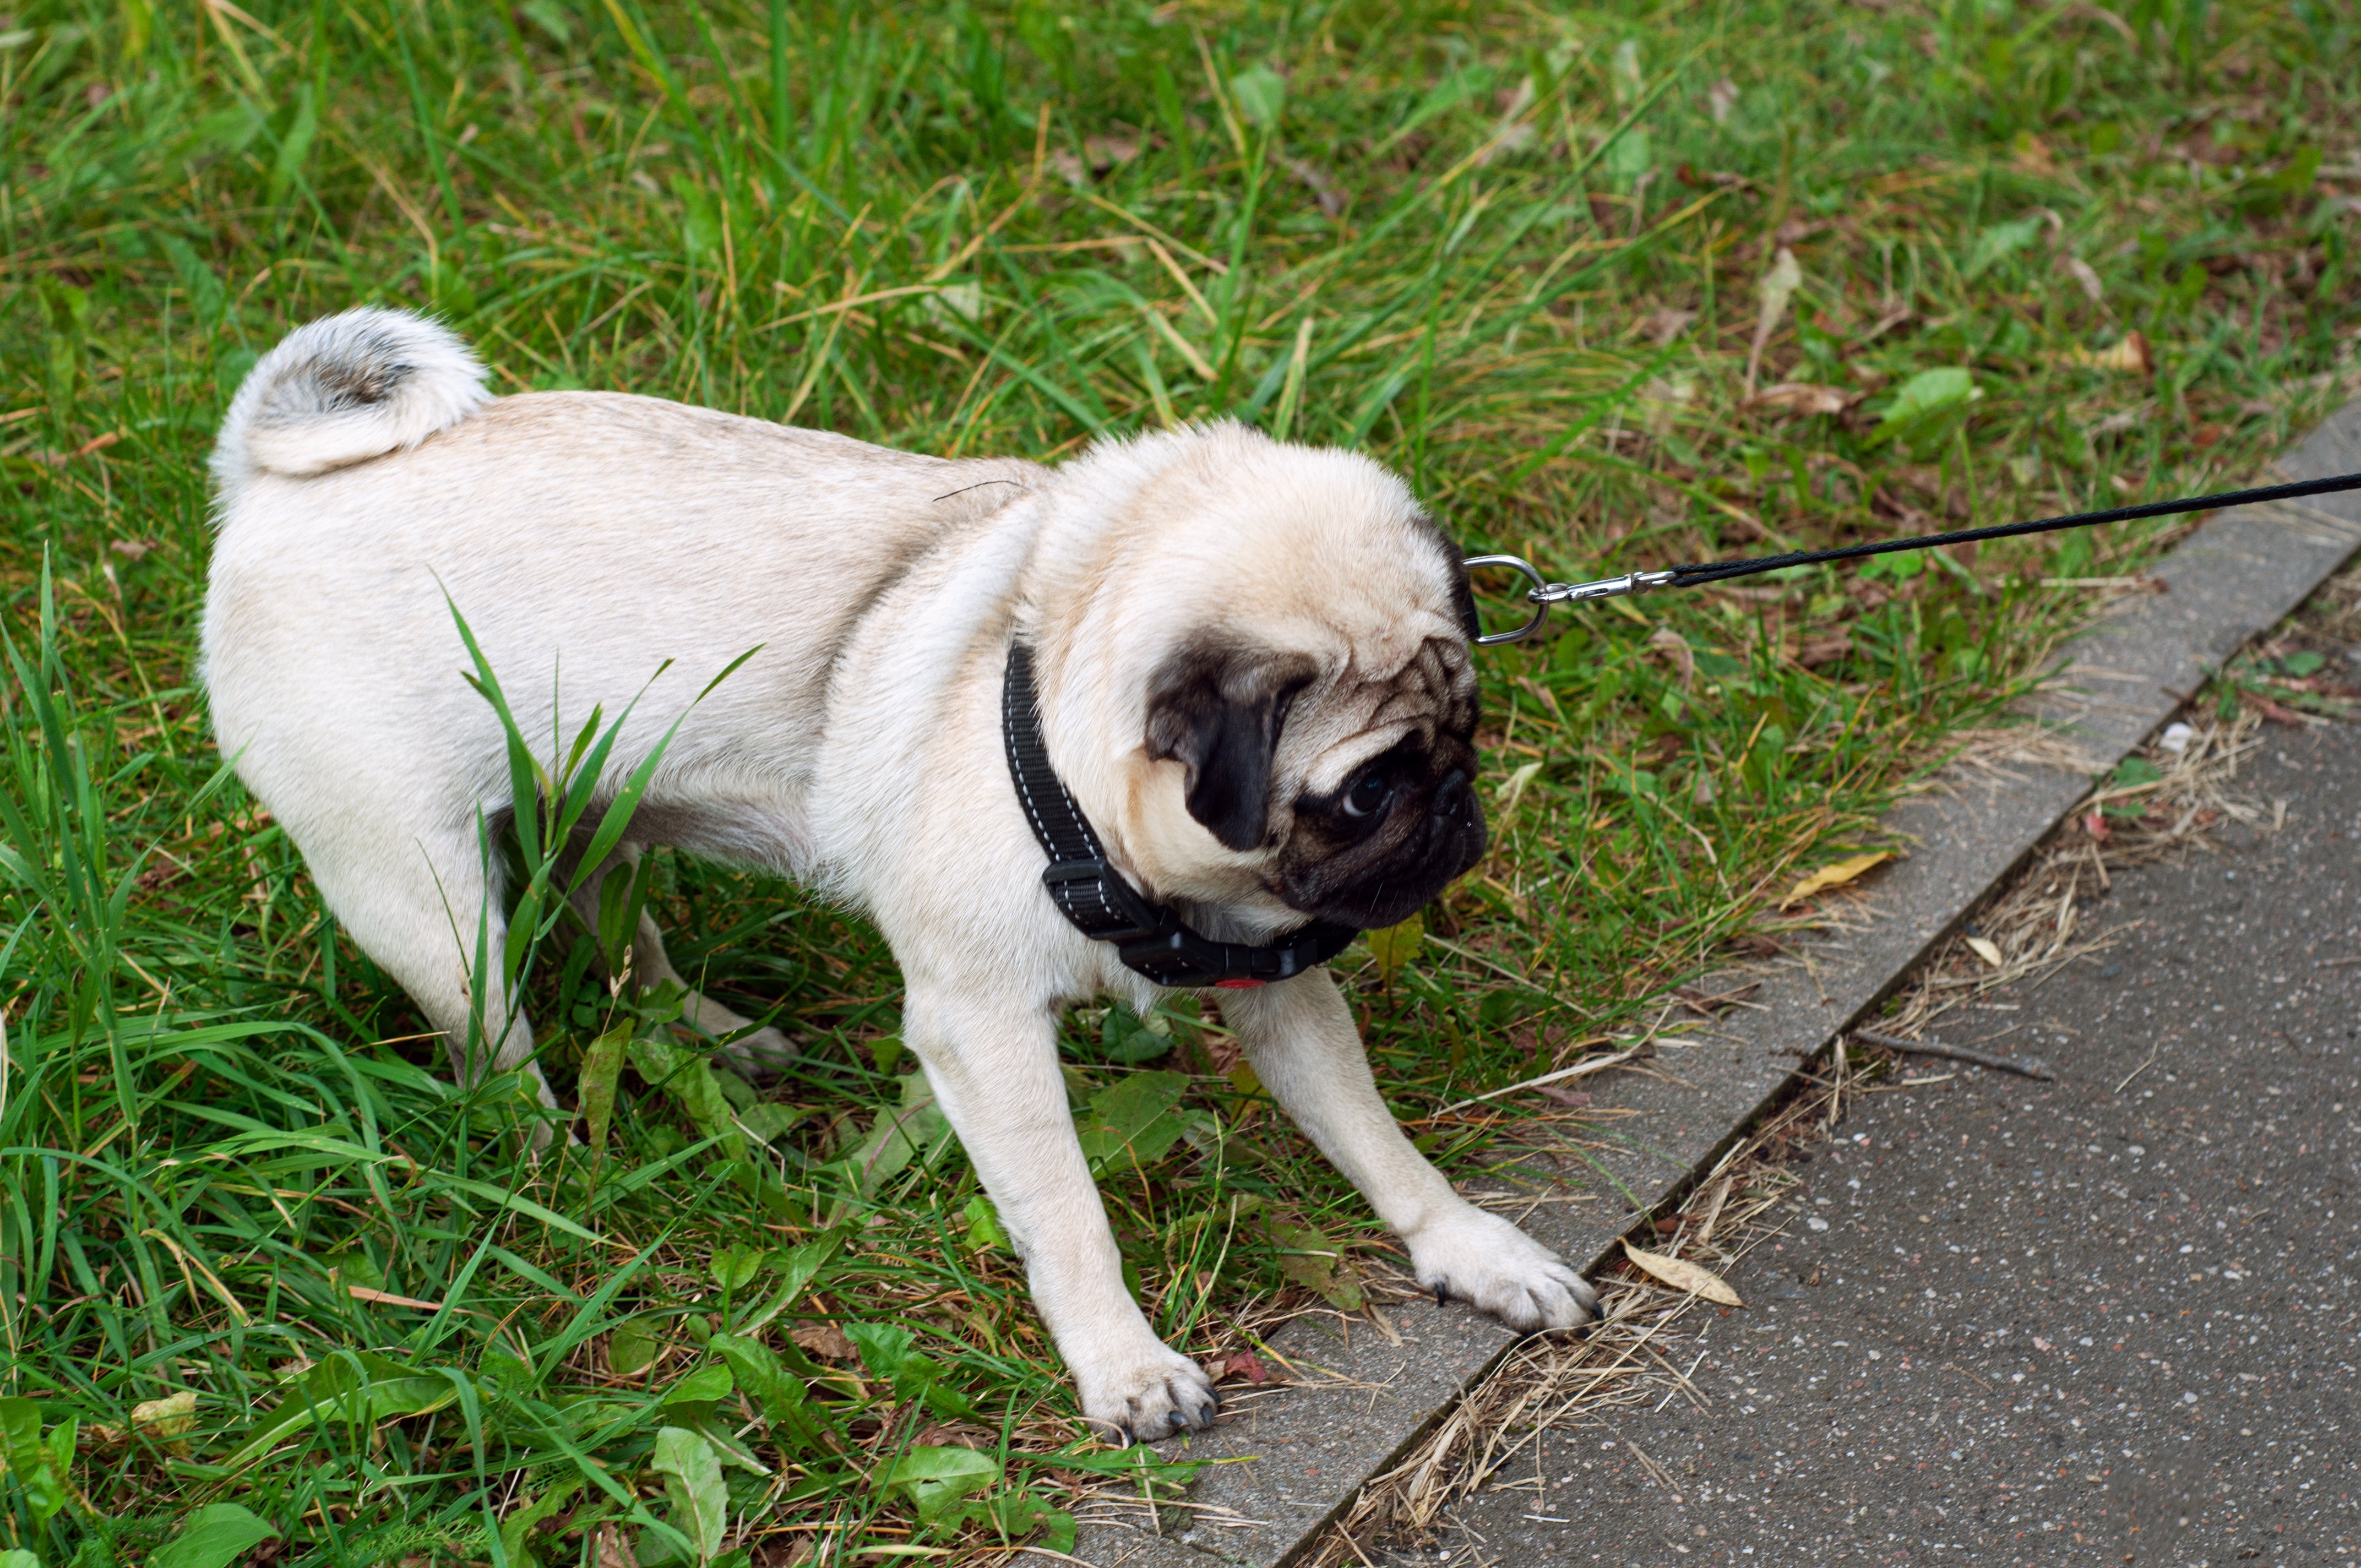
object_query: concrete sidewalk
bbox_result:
[1430,724,2361,1566]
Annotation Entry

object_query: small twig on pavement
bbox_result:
[1854,1028,2055,1080]
[2114,1044,2161,1095]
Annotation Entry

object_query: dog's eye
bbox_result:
[1341,768,1394,819]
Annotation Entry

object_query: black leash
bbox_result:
[1468,468,2361,645]
[1000,466,2361,989]
[1003,641,1359,989]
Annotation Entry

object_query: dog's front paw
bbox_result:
[1073,1341,1220,1445]
[1406,1205,1599,1332]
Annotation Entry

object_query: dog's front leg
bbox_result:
[1220,968,1598,1329]
[903,984,1217,1442]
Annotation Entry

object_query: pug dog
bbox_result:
[201,308,1598,1441]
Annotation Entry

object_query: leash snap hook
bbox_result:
[1463,553,1553,646]
[1464,557,1680,644]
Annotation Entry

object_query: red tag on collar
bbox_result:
[1214,978,1267,990]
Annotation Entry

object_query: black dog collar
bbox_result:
[1001,641,1358,989]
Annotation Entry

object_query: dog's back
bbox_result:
[203,310,1041,809]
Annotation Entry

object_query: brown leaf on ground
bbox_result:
[1621,1240,1743,1306]
[1796,631,1853,668]
[1743,382,1855,416]
[1082,134,1139,172]
[791,1322,858,1360]
[1209,1349,1270,1385]
[2067,331,2153,375]
[595,1524,639,1568]
[1643,307,1698,344]
[1779,850,1891,908]
[2059,254,2105,304]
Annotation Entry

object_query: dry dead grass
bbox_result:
[1299,1063,1862,1565]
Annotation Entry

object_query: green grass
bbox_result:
[2,0,2356,1562]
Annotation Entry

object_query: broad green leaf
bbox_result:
[1962,215,2046,280]
[610,1320,660,1376]
[1076,1071,1193,1174]
[153,1504,279,1568]
[710,1242,764,1293]
[708,1333,838,1452]
[991,1491,1077,1552]
[736,1102,803,1145]
[1267,1216,1363,1311]
[1881,367,1977,423]
[1101,1000,1172,1064]
[836,1072,949,1196]
[652,1426,730,1563]
[1228,65,1287,128]
[665,1364,733,1406]
[962,1194,1008,1251]
[845,1323,973,1418]
[846,1321,916,1383]
[874,1445,1002,1527]
[579,1022,629,1159]
[216,1355,465,1473]
[0,1397,69,1522]
[498,1478,582,1568]
[628,1035,744,1159]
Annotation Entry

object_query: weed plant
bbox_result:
[1,1,2355,1563]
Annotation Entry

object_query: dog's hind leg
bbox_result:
[562,842,797,1073]
[299,811,564,1124]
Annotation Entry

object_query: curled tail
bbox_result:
[212,307,488,499]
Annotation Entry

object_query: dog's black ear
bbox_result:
[1146,640,1319,852]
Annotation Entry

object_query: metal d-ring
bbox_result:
[1462,553,1552,646]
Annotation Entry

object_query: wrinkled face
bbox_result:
[1143,547,1488,932]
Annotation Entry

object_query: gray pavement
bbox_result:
[1430,721,2361,1567]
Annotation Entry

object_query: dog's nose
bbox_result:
[1432,769,1477,829]
[1429,769,1486,870]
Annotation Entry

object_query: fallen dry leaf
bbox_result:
[2058,254,2104,304]
[1778,850,1891,909]
[1644,307,1698,345]
[2067,331,2153,375]
[1966,935,2005,968]
[1082,134,1139,171]
[1743,382,1854,416]
[1796,631,1854,668]
[791,1321,858,1360]
[346,1284,445,1310]
[130,1390,198,1456]
[594,1522,639,1568]
[1209,1349,1270,1385]
[1745,246,1805,393]
[1622,1240,1743,1306]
